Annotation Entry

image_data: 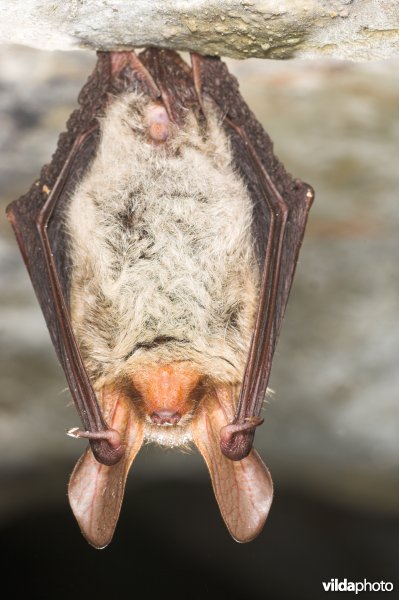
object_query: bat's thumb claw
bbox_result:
[66,427,81,438]
[220,417,264,461]
[66,427,125,466]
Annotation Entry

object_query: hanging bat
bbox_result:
[6,49,313,548]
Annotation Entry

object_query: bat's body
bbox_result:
[6,49,313,548]
[67,93,259,449]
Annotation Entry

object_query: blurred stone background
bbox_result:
[0,45,398,598]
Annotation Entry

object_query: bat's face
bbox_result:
[128,361,205,445]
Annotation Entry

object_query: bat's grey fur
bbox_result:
[66,93,259,443]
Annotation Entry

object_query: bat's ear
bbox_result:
[191,387,273,542]
[68,390,144,548]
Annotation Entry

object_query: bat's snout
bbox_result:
[130,362,204,425]
[150,410,181,426]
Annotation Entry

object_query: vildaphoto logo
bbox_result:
[322,579,394,594]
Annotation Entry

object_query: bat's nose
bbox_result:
[151,410,181,426]
[130,361,203,421]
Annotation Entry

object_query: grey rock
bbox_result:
[0,1,398,61]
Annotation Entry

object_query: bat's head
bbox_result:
[127,361,207,446]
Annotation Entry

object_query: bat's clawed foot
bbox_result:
[67,427,124,466]
[219,417,264,461]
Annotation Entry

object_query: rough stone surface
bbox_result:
[0,0,398,61]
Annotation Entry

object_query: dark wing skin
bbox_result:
[6,50,313,465]
[191,54,314,460]
[5,52,162,465]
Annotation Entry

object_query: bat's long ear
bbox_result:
[68,388,144,548]
[191,387,273,542]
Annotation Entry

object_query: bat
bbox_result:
[6,49,313,548]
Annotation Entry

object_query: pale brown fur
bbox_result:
[66,93,260,444]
